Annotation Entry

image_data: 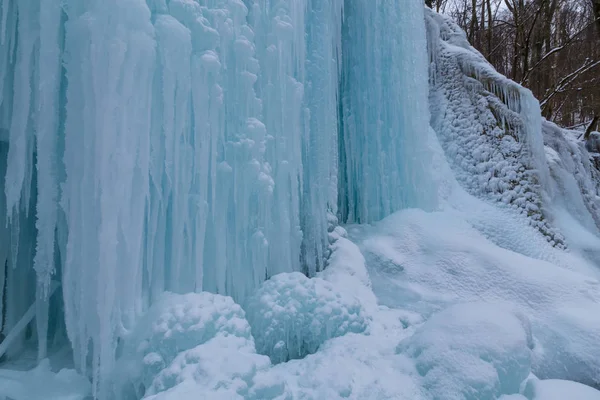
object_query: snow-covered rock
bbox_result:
[244,272,369,364]
[426,9,564,247]
[113,292,268,399]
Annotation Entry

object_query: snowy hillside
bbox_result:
[1,1,600,400]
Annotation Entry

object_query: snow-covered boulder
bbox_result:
[145,334,270,399]
[244,272,369,363]
[113,292,267,398]
[585,131,600,154]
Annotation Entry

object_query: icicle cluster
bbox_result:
[0,0,436,397]
[0,0,344,396]
[338,0,435,223]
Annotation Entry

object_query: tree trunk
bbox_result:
[584,116,599,140]
[469,0,479,43]
[592,0,600,37]
[486,0,493,59]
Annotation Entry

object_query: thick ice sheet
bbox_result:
[0,0,347,394]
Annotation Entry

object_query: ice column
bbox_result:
[0,0,344,396]
[339,0,436,223]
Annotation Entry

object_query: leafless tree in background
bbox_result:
[429,0,600,133]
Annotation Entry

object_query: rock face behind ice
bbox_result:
[244,272,369,364]
[426,9,564,248]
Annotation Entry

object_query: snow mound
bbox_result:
[320,232,378,314]
[244,272,369,364]
[114,292,260,398]
[145,334,270,400]
[523,377,600,400]
[250,333,425,400]
[349,206,600,390]
[397,303,533,399]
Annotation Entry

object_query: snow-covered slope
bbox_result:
[426,8,600,262]
[427,10,564,247]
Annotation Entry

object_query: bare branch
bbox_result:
[541,58,600,109]
[521,17,600,84]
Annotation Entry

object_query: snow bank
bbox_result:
[397,303,534,399]
[144,334,270,400]
[249,332,425,400]
[320,227,378,314]
[348,206,600,390]
[244,272,369,364]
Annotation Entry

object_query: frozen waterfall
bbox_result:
[0,0,434,397]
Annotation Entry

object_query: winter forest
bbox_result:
[431,0,600,131]
[1,0,600,399]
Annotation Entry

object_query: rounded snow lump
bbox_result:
[245,272,369,363]
[397,302,534,400]
[117,292,256,396]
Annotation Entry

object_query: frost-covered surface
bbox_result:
[244,272,369,364]
[543,121,600,243]
[426,9,564,247]
[397,303,534,399]
[113,292,267,399]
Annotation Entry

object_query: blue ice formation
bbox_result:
[0,0,434,397]
[245,272,369,364]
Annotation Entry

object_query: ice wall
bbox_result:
[339,0,435,223]
[0,0,435,397]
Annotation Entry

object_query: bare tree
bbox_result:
[443,0,600,130]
